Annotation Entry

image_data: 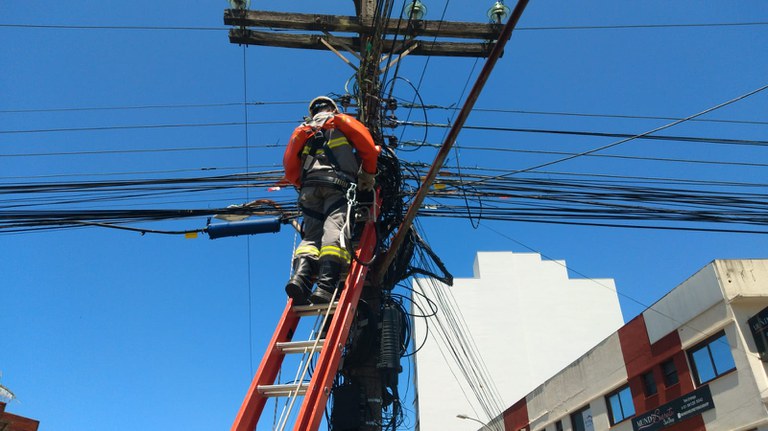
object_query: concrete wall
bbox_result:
[413,252,623,431]
[644,263,722,345]
[526,333,628,431]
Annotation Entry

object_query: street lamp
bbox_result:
[457,413,491,430]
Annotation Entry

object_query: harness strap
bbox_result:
[299,127,354,186]
[299,203,325,220]
[300,129,328,185]
[321,136,343,173]
[302,175,350,190]
[326,197,348,218]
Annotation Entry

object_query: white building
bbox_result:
[413,252,624,431]
[491,259,768,431]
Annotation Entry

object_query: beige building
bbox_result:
[492,259,768,431]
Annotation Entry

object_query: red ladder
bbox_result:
[231,204,378,431]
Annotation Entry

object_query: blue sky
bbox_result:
[1,1,767,430]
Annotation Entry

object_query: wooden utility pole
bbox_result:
[224,3,505,140]
[224,3,515,429]
[224,10,503,56]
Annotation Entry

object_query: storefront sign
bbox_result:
[632,385,714,431]
[748,306,768,361]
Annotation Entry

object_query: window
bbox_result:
[605,385,635,425]
[641,371,657,396]
[554,420,563,431]
[661,359,679,386]
[687,331,736,385]
[570,406,593,431]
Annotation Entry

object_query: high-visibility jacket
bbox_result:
[283,113,380,188]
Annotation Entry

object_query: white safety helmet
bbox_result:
[308,96,339,117]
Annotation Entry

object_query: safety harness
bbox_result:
[299,128,357,222]
[300,129,353,187]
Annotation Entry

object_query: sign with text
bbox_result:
[632,385,714,431]
[748,306,768,361]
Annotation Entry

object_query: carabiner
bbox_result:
[346,182,358,206]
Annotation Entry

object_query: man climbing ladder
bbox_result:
[282,96,380,305]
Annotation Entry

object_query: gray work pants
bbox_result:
[294,185,352,266]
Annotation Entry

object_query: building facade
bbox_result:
[413,252,624,431]
[0,402,39,431]
[494,259,768,431]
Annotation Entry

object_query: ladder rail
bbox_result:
[231,196,380,431]
[293,218,377,431]
[231,300,300,431]
[277,291,337,431]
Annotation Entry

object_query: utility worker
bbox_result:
[282,96,380,304]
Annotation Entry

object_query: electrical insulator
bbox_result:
[404,0,427,20]
[226,0,250,10]
[487,1,510,23]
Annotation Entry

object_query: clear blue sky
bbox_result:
[1,1,767,430]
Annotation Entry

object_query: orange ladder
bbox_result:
[231,203,378,431]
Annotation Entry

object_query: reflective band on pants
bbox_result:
[295,185,351,267]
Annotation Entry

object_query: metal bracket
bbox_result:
[380,42,419,74]
[319,31,362,71]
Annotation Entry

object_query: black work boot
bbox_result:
[310,259,345,304]
[285,257,317,306]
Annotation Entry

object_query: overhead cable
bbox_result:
[463,82,768,187]
[397,121,768,147]
[0,120,295,135]
[3,21,767,32]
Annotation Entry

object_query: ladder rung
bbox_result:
[276,339,325,354]
[257,383,309,397]
[292,302,338,317]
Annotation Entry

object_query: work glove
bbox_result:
[357,170,376,192]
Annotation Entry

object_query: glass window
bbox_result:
[642,371,657,396]
[554,420,563,431]
[661,359,679,386]
[570,406,593,431]
[688,331,736,385]
[605,385,635,425]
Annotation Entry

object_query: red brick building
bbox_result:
[0,402,39,431]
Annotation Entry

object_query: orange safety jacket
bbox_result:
[283,113,380,188]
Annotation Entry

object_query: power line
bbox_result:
[0,101,304,114]
[399,102,768,127]
[449,165,768,189]
[515,21,768,31]
[3,21,766,32]
[399,141,768,168]
[0,120,296,135]
[0,23,225,31]
[0,165,278,181]
[463,83,768,186]
[5,99,764,128]
[0,102,241,114]
[0,145,281,158]
[2,165,766,234]
[397,121,768,147]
